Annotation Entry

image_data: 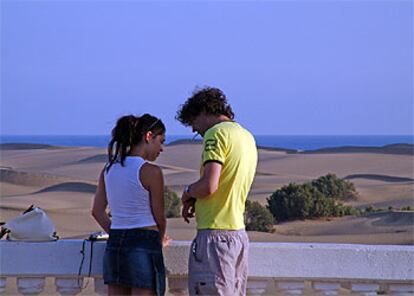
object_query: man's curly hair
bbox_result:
[176,87,234,126]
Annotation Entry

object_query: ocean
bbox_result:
[1,135,413,151]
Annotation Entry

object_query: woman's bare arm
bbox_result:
[91,170,111,233]
[140,163,168,245]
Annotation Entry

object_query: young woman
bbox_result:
[92,114,170,296]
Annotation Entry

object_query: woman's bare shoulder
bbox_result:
[140,163,163,186]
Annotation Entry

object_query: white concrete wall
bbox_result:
[1,240,413,281]
[0,240,414,295]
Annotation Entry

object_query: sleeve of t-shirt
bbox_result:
[202,128,227,166]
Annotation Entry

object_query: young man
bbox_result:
[176,87,258,296]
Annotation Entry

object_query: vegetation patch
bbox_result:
[267,174,360,222]
[164,187,181,218]
[244,200,275,233]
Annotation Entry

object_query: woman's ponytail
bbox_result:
[107,115,140,172]
[106,114,165,172]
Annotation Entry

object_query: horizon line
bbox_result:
[1,134,413,137]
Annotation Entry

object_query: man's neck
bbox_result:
[208,115,231,128]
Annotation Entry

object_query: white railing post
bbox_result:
[312,281,342,295]
[349,282,380,296]
[275,280,305,295]
[246,278,268,295]
[16,277,45,295]
[386,283,414,296]
[55,277,83,295]
[167,277,188,296]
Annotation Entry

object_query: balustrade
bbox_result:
[0,241,413,295]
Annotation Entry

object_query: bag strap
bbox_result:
[0,226,10,239]
[23,205,35,214]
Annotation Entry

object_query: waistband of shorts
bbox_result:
[197,228,245,233]
[196,229,246,236]
[195,229,248,242]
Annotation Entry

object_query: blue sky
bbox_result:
[1,0,413,136]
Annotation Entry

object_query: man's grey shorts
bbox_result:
[188,229,249,296]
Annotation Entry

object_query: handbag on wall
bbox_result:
[0,205,59,241]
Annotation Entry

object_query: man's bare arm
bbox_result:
[182,161,222,203]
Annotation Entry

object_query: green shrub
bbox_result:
[334,204,361,217]
[267,183,312,222]
[245,200,275,233]
[267,174,361,222]
[267,183,338,222]
[333,204,346,217]
[365,205,374,213]
[346,205,361,216]
[309,190,336,217]
[164,187,181,218]
[311,173,358,201]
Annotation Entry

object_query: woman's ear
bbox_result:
[145,131,153,143]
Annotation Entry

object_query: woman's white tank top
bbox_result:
[104,156,157,229]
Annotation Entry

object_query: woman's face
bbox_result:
[147,132,165,161]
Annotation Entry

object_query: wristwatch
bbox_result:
[184,185,190,195]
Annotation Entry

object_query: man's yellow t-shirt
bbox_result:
[195,121,258,230]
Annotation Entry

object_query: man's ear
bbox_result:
[145,131,153,143]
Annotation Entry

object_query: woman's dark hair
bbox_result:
[176,87,234,126]
[106,114,165,172]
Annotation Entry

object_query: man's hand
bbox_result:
[181,199,196,223]
[181,189,193,204]
[181,189,196,223]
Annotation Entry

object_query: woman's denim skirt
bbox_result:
[103,228,166,295]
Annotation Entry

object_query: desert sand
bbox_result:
[0,142,413,245]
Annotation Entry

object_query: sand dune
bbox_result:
[76,154,197,174]
[0,143,413,245]
[1,191,94,216]
[155,144,202,170]
[345,174,414,182]
[45,163,105,181]
[257,153,413,179]
[0,143,63,150]
[347,180,413,208]
[0,182,39,197]
[0,168,74,187]
[158,164,196,173]
[0,147,105,174]
[75,154,107,164]
[164,171,200,187]
[247,211,414,245]
[300,143,414,155]
[369,211,414,226]
[360,199,414,210]
[36,182,97,194]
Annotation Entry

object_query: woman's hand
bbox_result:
[162,234,172,247]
